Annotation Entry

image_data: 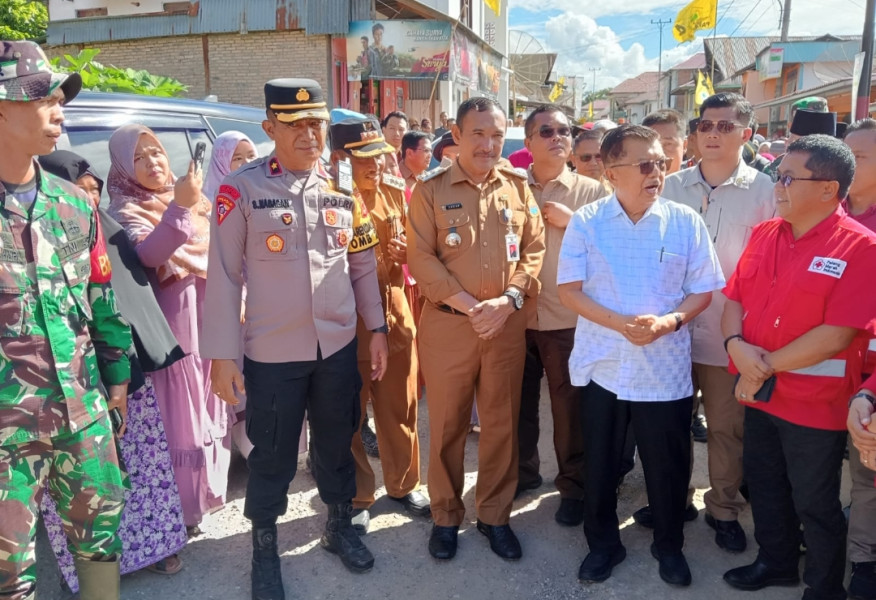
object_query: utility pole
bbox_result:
[780,0,792,41]
[652,18,672,108]
[858,0,875,119]
[589,67,601,119]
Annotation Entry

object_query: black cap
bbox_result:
[329,109,394,158]
[264,78,329,123]
[790,109,836,137]
[688,118,700,135]
[432,131,457,161]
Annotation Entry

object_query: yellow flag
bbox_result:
[673,0,718,44]
[484,0,501,17]
[694,71,715,106]
[549,76,565,102]
[588,101,594,118]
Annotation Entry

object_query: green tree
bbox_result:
[0,0,48,42]
[52,49,188,97]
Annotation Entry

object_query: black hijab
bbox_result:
[39,151,185,392]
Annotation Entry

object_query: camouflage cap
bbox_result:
[0,41,82,103]
[791,96,828,113]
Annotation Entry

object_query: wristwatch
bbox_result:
[503,288,524,310]
[850,391,876,408]
[371,324,389,334]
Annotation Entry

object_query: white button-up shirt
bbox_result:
[662,162,775,366]
[557,194,725,401]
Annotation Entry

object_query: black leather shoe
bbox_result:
[632,503,699,528]
[388,490,431,517]
[428,525,459,560]
[705,513,747,553]
[555,498,585,527]
[849,561,876,600]
[691,413,708,443]
[514,474,543,500]
[476,520,522,560]
[723,559,799,591]
[577,546,626,583]
[650,544,692,587]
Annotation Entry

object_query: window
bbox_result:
[205,117,274,157]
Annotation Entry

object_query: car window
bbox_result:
[64,128,211,206]
[205,116,274,157]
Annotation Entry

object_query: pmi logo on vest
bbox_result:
[807,256,847,279]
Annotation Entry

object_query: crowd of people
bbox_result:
[1,39,875,600]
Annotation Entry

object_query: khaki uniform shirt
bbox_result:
[526,166,604,331]
[662,162,775,366]
[355,175,416,361]
[202,154,385,363]
[407,161,545,305]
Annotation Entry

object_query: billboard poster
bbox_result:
[346,20,451,81]
[451,28,502,98]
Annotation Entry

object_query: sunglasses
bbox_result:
[610,157,672,175]
[577,153,602,163]
[697,120,747,134]
[535,126,572,139]
[773,173,833,187]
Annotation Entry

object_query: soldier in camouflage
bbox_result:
[0,41,132,600]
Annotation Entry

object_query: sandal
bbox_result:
[146,554,183,575]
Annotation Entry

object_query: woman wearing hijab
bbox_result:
[106,124,231,538]
[201,131,258,458]
[37,150,188,585]
[202,130,258,202]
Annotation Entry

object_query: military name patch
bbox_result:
[216,195,235,226]
[382,173,405,190]
[266,234,285,253]
[322,195,354,210]
[253,198,292,210]
[442,203,463,211]
[56,237,91,261]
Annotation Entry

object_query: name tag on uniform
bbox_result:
[808,256,847,279]
[505,233,520,262]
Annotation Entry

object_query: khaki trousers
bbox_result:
[352,344,421,508]
[848,439,876,563]
[687,363,746,520]
[419,304,526,527]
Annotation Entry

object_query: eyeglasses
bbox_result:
[535,126,572,139]
[697,120,747,134]
[773,173,834,187]
[576,153,602,163]
[609,157,672,175]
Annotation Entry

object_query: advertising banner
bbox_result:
[346,20,451,81]
[451,28,502,98]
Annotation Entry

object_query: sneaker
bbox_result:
[691,413,708,443]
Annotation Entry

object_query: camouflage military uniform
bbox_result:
[0,167,132,600]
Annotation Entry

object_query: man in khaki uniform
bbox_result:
[408,97,545,561]
[203,79,388,600]
[516,106,604,529]
[327,109,429,533]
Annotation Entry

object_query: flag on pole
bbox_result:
[673,0,718,44]
[694,71,715,106]
[484,0,501,17]
[549,76,565,102]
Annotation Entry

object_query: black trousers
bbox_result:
[743,407,847,600]
[518,328,586,499]
[580,382,692,555]
[242,339,361,526]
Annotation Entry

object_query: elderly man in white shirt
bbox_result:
[558,124,724,588]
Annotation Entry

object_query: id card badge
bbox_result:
[505,233,520,262]
[337,158,354,194]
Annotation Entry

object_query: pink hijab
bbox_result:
[203,131,258,202]
[107,124,211,288]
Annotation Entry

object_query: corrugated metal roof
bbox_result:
[47,0,366,45]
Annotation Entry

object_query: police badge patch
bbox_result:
[282,213,294,225]
[216,196,235,226]
[325,209,338,226]
[266,234,285,253]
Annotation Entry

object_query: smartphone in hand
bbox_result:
[193,141,207,174]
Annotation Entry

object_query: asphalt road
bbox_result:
[35,381,852,599]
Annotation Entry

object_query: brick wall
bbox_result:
[46,30,331,108]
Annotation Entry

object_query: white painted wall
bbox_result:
[49,0,168,21]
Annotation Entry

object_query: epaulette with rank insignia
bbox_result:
[499,165,528,179]
[381,173,405,191]
[420,164,450,183]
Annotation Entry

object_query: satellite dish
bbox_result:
[509,30,556,101]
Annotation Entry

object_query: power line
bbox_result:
[739,1,777,37]
[727,0,765,38]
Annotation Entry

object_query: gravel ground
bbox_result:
[35,381,852,599]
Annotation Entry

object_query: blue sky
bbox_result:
[506,0,862,90]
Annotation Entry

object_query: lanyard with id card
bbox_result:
[337,158,354,194]
[500,205,520,262]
